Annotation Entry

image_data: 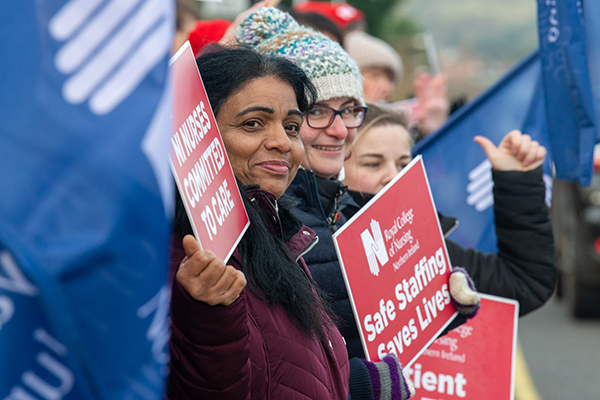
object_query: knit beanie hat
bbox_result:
[345,30,403,83]
[236,7,365,105]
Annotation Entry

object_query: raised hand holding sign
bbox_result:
[176,235,246,307]
[169,42,249,263]
[333,156,460,365]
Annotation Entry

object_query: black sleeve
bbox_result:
[348,358,375,400]
[445,166,556,316]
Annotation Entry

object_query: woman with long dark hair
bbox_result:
[167,47,349,399]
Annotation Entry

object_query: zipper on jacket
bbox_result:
[259,192,285,239]
[255,191,318,262]
[444,219,459,238]
[326,186,346,232]
[296,235,319,262]
[304,169,337,231]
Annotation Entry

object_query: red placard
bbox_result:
[333,156,457,365]
[169,42,249,262]
[407,294,519,400]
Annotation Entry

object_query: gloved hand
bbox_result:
[448,266,480,319]
[356,353,415,400]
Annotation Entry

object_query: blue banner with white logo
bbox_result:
[537,0,597,185]
[413,52,552,252]
[0,1,173,399]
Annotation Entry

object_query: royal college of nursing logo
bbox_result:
[360,219,389,276]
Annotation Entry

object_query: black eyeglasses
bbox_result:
[305,105,368,129]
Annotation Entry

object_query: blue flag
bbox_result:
[583,1,600,141]
[537,0,597,185]
[413,52,552,252]
[0,1,173,399]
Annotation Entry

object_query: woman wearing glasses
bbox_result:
[298,103,367,184]
[237,8,480,400]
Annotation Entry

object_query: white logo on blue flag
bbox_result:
[15,328,75,400]
[0,251,39,297]
[49,0,171,115]
[543,174,553,207]
[137,285,171,368]
[0,296,14,333]
[466,159,494,212]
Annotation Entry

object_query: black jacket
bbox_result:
[286,169,362,356]
[287,166,556,361]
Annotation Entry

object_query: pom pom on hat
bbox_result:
[237,10,300,47]
[237,7,365,105]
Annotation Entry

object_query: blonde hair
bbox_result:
[354,102,413,148]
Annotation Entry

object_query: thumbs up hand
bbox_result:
[176,235,247,306]
[474,130,546,172]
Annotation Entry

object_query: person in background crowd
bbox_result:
[344,30,403,103]
[237,8,481,400]
[185,0,269,57]
[343,29,451,138]
[167,47,350,399]
[342,102,556,329]
[173,0,201,55]
[293,0,367,33]
[187,18,232,56]
[289,9,345,44]
[288,0,455,138]
[410,71,451,139]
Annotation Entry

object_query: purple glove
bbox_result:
[360,353,415,400]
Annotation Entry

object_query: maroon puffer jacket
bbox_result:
[167,189,350,400]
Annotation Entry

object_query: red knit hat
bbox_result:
[187,19,232,57]
[293,1,365,30]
